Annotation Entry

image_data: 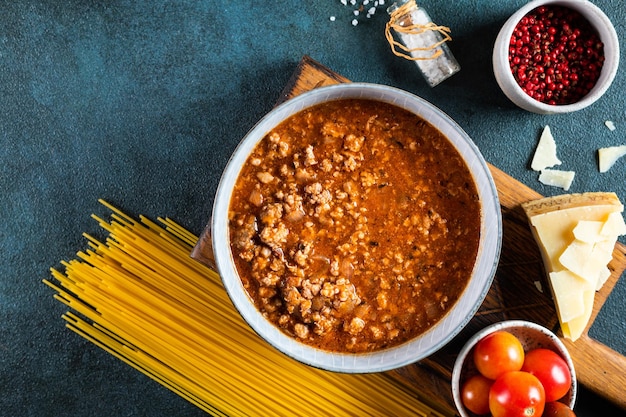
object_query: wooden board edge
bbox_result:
[276,55,350,105]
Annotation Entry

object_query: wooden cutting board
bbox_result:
[192,55,626,413]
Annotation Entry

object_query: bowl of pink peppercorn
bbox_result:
[493,0,619,114]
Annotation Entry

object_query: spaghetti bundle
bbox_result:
[44,200,452,417]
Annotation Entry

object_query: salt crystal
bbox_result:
[340,0,347,5]
[352,18,359,26]
[330,16,336,21]
[353,9,359,16]
[605,120,616,131]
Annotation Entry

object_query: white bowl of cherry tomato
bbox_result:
[452,320,577,417]
[492,0,619,114]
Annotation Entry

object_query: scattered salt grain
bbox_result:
[330,16,336,21]
[605,120,616,131]
[336,0,386,26]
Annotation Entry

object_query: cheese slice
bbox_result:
[573,220,605,243]
[602,211,626,236]
[538,169,575,191]
[598,145,626,173]
[596,266,612,291]
[558,240,606,282]
[548,270,590,323]
[592,239,618,266]
[522,192,625,341]
[561,287,595,341]
[531,125,562,171]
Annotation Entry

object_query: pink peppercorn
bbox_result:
[508,5,604,105]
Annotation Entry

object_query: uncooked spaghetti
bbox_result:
[44,200,453,417]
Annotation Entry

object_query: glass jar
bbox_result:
[386,0,461,87]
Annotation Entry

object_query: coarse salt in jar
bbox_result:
[386,0,461,87]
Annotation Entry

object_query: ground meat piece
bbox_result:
[294,323,309,339]
[259,203,283,226]
[344,134,365,152]
[231,215,257,252]
[345,317,365,335]
[313,316,335,336]
[360,171,378,188]
[304,145,317,166]
[343,155,358,171]
[305,183,332,206]
[293,242,312,267]
[370,326,384,340]
[321,121,349,138]
[256,171,275,184]
[259,222,289,248]
[248,189,263,207]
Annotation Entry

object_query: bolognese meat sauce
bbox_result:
[229,99,481,353]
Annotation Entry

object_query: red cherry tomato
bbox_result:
[543,401,576,417]
[461,374,493,415]
[489,371,545,417]
[473,331,525,379]
[521,348,572,402]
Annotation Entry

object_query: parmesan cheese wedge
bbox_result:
[531,125,562,171]
[598,145,626,173]
[522,192,626,341]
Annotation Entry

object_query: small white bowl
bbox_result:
[212,83,503,373]
[452,320,577,417]
[493,0,620,114]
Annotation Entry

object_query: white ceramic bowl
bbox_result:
[212,83,502,373]
[452,320,577,417]
[493,0,619,114]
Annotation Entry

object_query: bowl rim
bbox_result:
[211,82,503,373]
[492,0,620,114]
[451,320,577,416]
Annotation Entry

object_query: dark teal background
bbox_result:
[1,0,624,416]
